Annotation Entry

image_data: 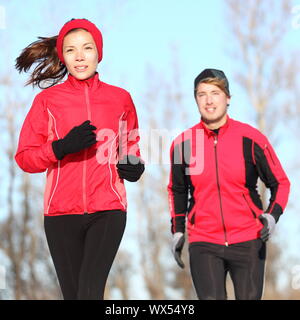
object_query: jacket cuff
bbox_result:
[117,155,145,182]
[42,140,61,163]
[270,211,281,223]
[266,203,283,223]
[171,216,186,234]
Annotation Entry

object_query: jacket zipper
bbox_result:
[83,85,92,214]
[214,135,228,246]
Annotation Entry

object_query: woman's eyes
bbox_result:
[65,46,93,53]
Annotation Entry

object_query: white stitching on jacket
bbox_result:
[46,108,60,215]
[108,112,126,210]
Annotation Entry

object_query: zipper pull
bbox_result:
[225,242,229,247]
[214,135,218,145]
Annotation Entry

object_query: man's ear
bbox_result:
[227,97,231,107]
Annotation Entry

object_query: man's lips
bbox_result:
[205,106,216,113]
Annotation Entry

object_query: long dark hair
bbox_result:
[15,36,68,89]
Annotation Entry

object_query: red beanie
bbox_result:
[56,18,103,65]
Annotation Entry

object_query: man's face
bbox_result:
[195,82,230,128]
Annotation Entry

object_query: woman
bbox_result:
[15,18,144,300]
[168,68,290,300]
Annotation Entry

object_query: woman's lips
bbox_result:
[74,66,88,72]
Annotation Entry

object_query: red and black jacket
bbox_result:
[168,116,290,245]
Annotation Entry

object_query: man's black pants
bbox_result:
[189,239,266,300]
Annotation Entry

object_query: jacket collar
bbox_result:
[199,115,231,137]
[65,72,102,91]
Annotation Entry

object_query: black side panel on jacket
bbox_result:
[184,139,196,225]
[170,143,189,233]
[254,142,282,221]
[243,137,263,210]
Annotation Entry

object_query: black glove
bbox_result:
[52,120,97,160]
[172,232,185,269]
[116,155,145,182]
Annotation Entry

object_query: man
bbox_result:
[167,68,290,300]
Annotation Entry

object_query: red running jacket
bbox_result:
[15,72,141,216]
[168,116,290,245]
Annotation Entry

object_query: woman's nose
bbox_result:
[75,50,85,61]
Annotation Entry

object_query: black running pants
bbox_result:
[44,210,126,300]
[189,239,266,300]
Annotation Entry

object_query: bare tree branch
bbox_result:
[224,0,299,299]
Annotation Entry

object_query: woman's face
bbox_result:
[63,29,98,80]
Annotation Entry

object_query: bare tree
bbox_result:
[0,79,61,299]
[106,250,133,300]
[0,158,58,301]
[131,57,197,299]
[0,0,134,300]
[135,168,169,299]
[224,0,298,298]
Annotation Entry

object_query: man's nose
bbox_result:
[206,95,213,104]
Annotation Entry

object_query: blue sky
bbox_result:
[1,0,230,103]
[0,0,299,298]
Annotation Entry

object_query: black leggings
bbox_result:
[44,210,126,300]
[189,239,266,300]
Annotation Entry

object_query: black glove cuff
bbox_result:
[52,140,65,160]
[117,155,145,182]
[117,165,145,181]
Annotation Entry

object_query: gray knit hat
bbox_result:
[194,68,230,96]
